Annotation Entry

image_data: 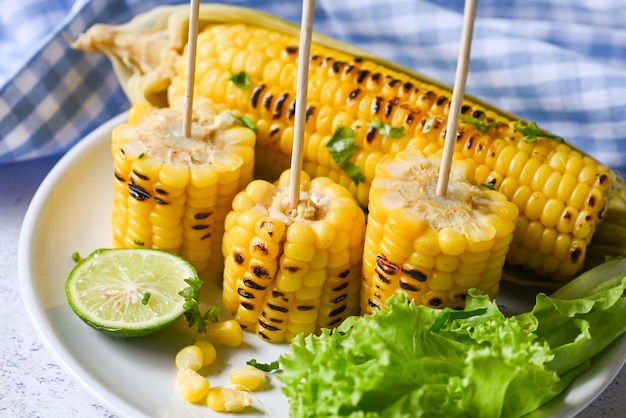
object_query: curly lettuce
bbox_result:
[279,260,626,418]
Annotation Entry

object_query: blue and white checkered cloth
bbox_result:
[2,0,626,175]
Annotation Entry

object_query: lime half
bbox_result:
[65,248,198,337]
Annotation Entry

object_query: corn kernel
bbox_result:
[204,320,244,348]
[175,368,210,403]
[207,387,253,412]
[175,345,204,371]
[230,366,266,391]
[194,340,217,367]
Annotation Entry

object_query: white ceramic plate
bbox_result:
[18,114,626,418]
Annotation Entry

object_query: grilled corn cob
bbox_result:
[222,170,365,342]
[111,101,255,280]
[73,4,626,286]
[362,147,518,313]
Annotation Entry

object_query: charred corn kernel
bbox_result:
[175,368,210,403]
[75,11,624,286]
[222,170,365,342]
[175,345,204,371]
[362,148,518,313]
[204,320,244,348]
[194,340,217,367]
[229,366,266,391]
[207,387,253,413]
[110,103,255,280]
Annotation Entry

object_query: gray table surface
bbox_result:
[1,154,625,418]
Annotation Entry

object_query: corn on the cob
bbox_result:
[111,101,255,280]
[362,147,518,313]
[73,4,626,286]
[222,169,365,342]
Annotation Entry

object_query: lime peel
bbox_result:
[65,248,199,338]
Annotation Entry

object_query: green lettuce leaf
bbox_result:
[279,267,626,418]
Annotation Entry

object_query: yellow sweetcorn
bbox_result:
[229,366,266,391]
[73,4,626,286]
[362,148,518,313]
[206,387,253,413]
[222,170,365,343]
[174,368,210,403]
[201,319,244,348]
[110,102,256,281]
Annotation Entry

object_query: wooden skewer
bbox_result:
[288,0,316,212]
[182,0,201,138]
[436,0,478,196]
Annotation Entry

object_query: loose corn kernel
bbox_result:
[207,387,253,412]
[204,320,244,348]
[229,366,266,391]
[175,345,204,371]
[194,340,217,367]
[175,368,210,403]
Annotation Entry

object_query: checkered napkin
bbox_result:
[2,0,626,176]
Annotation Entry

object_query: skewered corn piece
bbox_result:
[73,8,626,285]
[110,102,255,281]
[222,169,366,343]
[167,23,614,283]
[362,148,518,313]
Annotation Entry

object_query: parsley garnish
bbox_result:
[480,183,496,190]
[513,120,561,143]
[138,152,145,159]
[133,240,144,247]
[459,115,502,133]
[326,125,366,184]
[71,251,81,263]
[421,116,435,134]
[179,277,221,333]
[368,117,405,139]
[141,292,151,305]
[247,359,280,372]
[229,70,252,90]
[232,114,257,132]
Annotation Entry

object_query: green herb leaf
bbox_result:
[421,116,435,134]
[459,114,502,133]
[71,251,81,263]
[229,70,252,90]
[369,117,405,139]
[138,152,145,159]
[141,292,151,305]
[247,359,280,372]
[232,114,258,132]
[133,240,144,247]
[178,277,220,333]
[326,125,365,184]
[513,120,561,143]
[480,183,496,190]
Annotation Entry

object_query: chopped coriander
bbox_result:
[229,70,252,90]
[513,120,561,143]
[179,277,221,333]
[459,114,502,133]
[326,125,366,184]
[133,240,144,246]
[232,114,258,132]
[141,292,151,305]
[480,183,496,190]
[368,117,405,139]
[247,359,280,372]
[421,116,435,134]
[71,251,81,263]
[138,152,145,159]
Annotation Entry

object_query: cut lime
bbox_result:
[65,248,198,337]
